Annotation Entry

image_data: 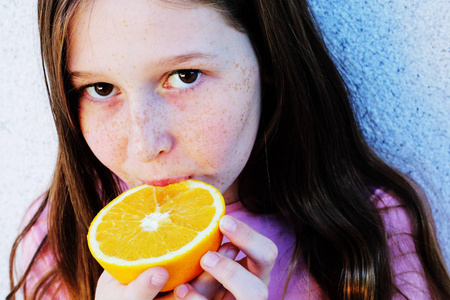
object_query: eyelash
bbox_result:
[77,69,204,103]
[163,69,204,93]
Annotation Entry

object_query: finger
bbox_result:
[221,293,237,300]
[190,243,239,297]
[219,215,278,283]
[173,283,208,300]
[95,271,124,299]
[95,268,169,299]
[125,267,169,299]
[200,251,269,299]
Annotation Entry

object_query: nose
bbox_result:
[127,95,173,162]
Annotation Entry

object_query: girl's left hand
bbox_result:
[158,215,278,300]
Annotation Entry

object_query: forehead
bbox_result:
[67,0,241,71]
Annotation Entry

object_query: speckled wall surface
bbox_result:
[0,0,448,295]
[309,0,449,266]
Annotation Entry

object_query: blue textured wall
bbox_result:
[309,0,449,264]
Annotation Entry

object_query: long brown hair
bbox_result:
[9,0,450,299]
[8,0,122,298]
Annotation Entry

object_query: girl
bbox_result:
[8,0,450,299]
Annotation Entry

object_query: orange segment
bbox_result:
[87,179,225,292]
[121,187,158,215]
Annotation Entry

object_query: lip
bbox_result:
[141,176,191,187]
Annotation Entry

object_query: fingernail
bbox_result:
[202,251,221,268]
[225,246,239,259]
[150,273,167,287]
[175,284,189,298]
[221,215,237,233]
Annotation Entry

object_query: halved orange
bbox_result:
[87,179,225,292]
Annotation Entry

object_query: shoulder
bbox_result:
[20,194,50,269]
[372,189,432,299]
[372,189,413,235]
[20,194,68,298]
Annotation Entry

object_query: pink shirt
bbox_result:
[20,198,69,299]
[20,189,431,299]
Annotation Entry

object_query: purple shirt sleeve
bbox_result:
[374,189,431,299]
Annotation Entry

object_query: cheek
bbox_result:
[183,74,261,171]
[79,103,128,167]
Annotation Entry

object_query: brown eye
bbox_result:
[86,82,119,100]
[178,70,200,84]
[94,83,114,96]
[165,70,202,89]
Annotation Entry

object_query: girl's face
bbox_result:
[68,0,261,204]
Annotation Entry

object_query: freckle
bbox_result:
[133,66,136,69]
[108,68,111,71]
[143,38,147,40]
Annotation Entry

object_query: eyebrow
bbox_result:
[151,52,218,68]
[69,52,218,79]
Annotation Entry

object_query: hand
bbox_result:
[171,215,278,300]
[95,267,169,299]
[95,215,277,300]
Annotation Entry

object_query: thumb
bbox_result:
[122,267,169,299]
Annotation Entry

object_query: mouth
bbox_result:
[140,176,191,187]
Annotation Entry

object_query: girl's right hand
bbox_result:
[95,267,169,300]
